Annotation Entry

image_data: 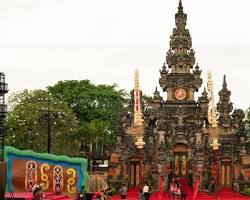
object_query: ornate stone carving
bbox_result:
[217,75,233,128]
[110,0,247,191]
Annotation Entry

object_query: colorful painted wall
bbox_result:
[4,146,88,195]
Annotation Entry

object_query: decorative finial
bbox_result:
[195,63,199,70]
[163,62,166,70]
[201,87,207,98]
[223,75,227,89]
[178,0,183,13]
[160,62,168,76]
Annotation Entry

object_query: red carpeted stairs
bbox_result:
[215,189,250,200]
[111,179,250,200]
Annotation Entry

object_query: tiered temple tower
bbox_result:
[109,0,249,192]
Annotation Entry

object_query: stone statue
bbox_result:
[195,132,202,146]
[158,131,166,145]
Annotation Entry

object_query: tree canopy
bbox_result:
[5,89,79,156]
[48,80,128,153]
[5,80,128,156]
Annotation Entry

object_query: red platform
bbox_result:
[6,188,250,200]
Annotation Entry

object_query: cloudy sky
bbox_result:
[0,0,249,111]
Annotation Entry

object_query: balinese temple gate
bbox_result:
[108,0,250,192]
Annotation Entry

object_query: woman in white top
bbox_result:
[143,183,150,200]
[169,183,174,199]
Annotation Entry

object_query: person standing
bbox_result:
[176,178,181,188]
[139,188,144,200]
[180,187,186,200]
[78,186,86,200]
[104,186,112,200]
[187,170,193,187]
[168,169,173,189]
[169,183,174,199]
[143,183,150,200]
[119,184,128,200]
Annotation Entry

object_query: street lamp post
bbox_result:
[0,73,8,161]
[0,72,8,200]
[38,94,59,154]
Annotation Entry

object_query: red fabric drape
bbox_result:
[192,177,200,199]
[159,176,163,199]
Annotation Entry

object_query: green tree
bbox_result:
[5,89,79,156]
[47,80,128,152]
[81,120,107,153]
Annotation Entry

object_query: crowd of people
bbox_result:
[169,179,186,200]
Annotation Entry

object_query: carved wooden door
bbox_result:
[174,153,187,177]
[130,161,139,188]
[221,161,232,188]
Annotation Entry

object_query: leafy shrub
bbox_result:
[243,187,250,196]
[111,186,116,194]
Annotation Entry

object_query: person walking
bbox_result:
[168,169,173,189]
[78,185,86,200]
[180,187,186,200]
[119,184,128,200]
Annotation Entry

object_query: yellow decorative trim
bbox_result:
[66,168,77,194]
[175,155,179,176]
[40,163,50,191]
[181,155,187,176]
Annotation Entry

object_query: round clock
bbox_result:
[175,88,187,100]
